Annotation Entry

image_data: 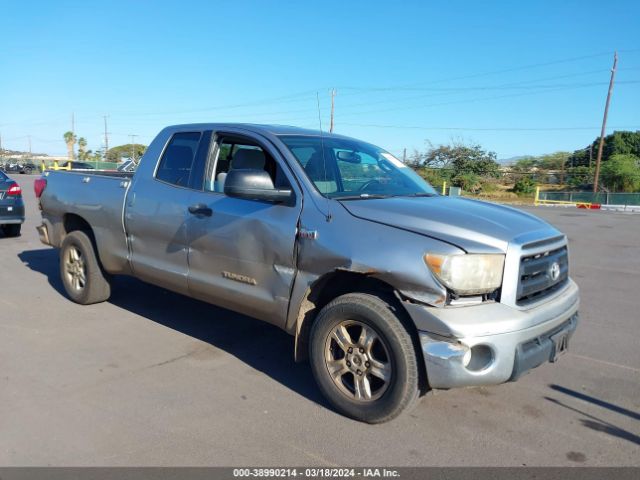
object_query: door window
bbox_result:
[205,135,290,193]
[155,132,202,188]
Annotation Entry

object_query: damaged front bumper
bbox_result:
[403,279,580,389]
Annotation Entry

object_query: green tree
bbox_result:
[538,151,570,170]
[88,149,104,162]
[77,137,88,160]
[600,154,640,192]
[409,141,500,192]
[568,131,640,168]
[512,156,538,172]
[63,131,76,161]
[106,144,147,162]
[567,166,593,189]
[424,142,500,179]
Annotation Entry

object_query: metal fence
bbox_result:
[539,191,640,206]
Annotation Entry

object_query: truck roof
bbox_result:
[164,123,355,140]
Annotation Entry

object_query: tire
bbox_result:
[1,224,21,237]
[60,230,111,305]
[309,292,420,423]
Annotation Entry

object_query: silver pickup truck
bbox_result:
[36,124,579,423]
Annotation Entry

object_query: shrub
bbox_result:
[452,172,482,193]
[512,177,537,195]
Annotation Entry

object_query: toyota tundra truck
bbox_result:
[35,124,579,423]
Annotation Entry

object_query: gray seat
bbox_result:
[214,172,227,193]
[232,148,266,170]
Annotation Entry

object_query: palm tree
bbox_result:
[63,131,76,161]
[78,137,87,160]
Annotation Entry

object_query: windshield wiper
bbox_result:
[334,193,391,200]
[393,192,438,198]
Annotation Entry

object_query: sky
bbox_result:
[1,0,639,159]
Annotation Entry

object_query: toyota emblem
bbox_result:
[549,262,561,281]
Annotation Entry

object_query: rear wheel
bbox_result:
[60,230,111,304]
[1,224,21,237]
[309,293,420,423]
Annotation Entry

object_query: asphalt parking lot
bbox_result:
[1,174,638,466]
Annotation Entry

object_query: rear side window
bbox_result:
[156,132,202,187]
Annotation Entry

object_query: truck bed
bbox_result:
[40,170,133,275]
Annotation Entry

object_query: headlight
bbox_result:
[424,253,505,295]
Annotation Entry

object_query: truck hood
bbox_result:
[340,196,559,253]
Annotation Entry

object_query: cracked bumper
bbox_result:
[404,279,580,389]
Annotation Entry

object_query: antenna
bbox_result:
[316,92,332,222]
[103,115,110,159]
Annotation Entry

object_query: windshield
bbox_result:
[279,135,437,199]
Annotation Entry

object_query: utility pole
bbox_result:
[28,135,32,159]
[71,112,75,136]
[103,115,110,159]
[329,88,336,133]
[129,134,138,162]
[593,51,617,193]
[403,148,407,163]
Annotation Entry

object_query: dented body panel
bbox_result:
[38,123,580,390]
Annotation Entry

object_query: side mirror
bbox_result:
[224,169,293,204]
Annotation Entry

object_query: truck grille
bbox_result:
[517,246,569,305]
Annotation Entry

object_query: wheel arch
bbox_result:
[292,269,428,393]
[61,213,106,271]
[63,213,93,236]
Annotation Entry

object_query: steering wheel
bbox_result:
[358,179,381,192]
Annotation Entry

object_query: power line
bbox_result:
[111,78,640,127]
[320,78,629,115]
[0,64,629,128]
[105,89,319,118]
[340,123,640,132]
[336,51,618,93]
[333,80,640,119]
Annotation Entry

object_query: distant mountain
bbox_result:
[0,148,48,157]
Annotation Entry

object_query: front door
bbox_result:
[186,132,302,327]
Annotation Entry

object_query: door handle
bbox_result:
[188,203,213,216]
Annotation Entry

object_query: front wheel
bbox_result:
[309,293,420,423]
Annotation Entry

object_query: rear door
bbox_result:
[126,130,211,295]
[185,131,302,327]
